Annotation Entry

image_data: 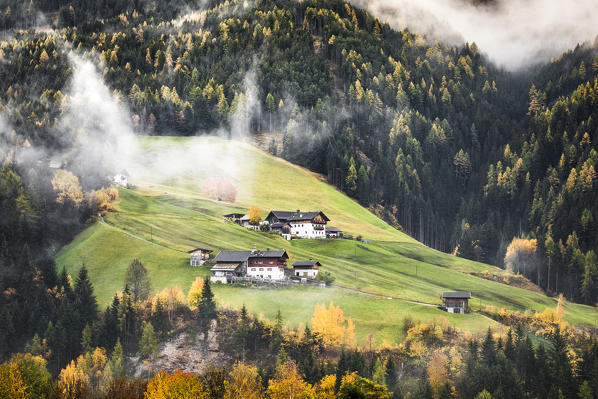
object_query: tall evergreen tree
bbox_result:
[124,258,151,302]
[550,326,575,398]
[74,265,98,333]
[198,278,216,339]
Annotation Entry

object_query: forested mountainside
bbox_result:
[0,0,597,303]
[479,45,598,303]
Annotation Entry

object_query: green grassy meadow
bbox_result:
[56,136,598,344]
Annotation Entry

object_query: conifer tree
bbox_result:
[124,258,151,302]
[550,326,575,396]
[198,278,216,339]
[74,265,97,333]
[269,310,283,353]
[99,295,120,351]
[139,322,159,360]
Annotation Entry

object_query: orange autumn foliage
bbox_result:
[202,178,237,203]
[428,351,449,398]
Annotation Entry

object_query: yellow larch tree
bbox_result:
[155,286,186,322]
[267,361,314,399]
[248,206,262,225]
[52,169,84,207]
[344,317,356,347]
[427,351,449,398]
[0,362,28,399]
[145,370,207,399]
[224,361,264,399]
[504,237,537,275]
[312,301,356,347]
[187,276,205,310]
[58,360,89,398]
[314,374,336,399]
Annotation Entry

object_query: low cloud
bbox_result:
[54,54,141,186]
[0,112,10,160]
[354,0,598,70]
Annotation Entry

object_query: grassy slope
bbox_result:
[57,137,598,343]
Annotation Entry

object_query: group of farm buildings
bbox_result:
[188,246,320,284]
[188,209,472,313]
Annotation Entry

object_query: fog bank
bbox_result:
[353,0,598,70]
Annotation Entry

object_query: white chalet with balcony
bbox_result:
[265,210,329,239]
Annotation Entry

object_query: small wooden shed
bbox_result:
[442,292,471,314]
[188,248,213,266]
[292,260,321,279]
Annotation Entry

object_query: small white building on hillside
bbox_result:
[292,260,320,279]
[188,248,213,266]
[114,173,128,187]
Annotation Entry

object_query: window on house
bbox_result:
[267,268,272,271]
[259,268,263,271]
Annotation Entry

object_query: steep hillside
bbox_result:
[0,0,527,257]
[2,0,597,311]
[477,43,598,303]
[57,137,598,343]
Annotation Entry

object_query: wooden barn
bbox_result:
[188,248,213,266]
[442,292,471,314]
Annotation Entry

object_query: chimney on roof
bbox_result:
[251,244,257,254]
[296,209,300,213]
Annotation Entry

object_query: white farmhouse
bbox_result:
[265,210,329,239]
[210,247,289,283]
[246,249,288,280]
[114,173,128,187]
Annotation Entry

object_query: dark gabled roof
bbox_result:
[214,249,289,263]
[187,247,213,253]
[251,250,289,259]
[266,210,330,222]
[214,251,251,263]
[292,260,321,268]
[224,213,246,218]
[442,292,472,299]
[326,227,342,232]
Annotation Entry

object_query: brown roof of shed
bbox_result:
[442,292,472,299]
